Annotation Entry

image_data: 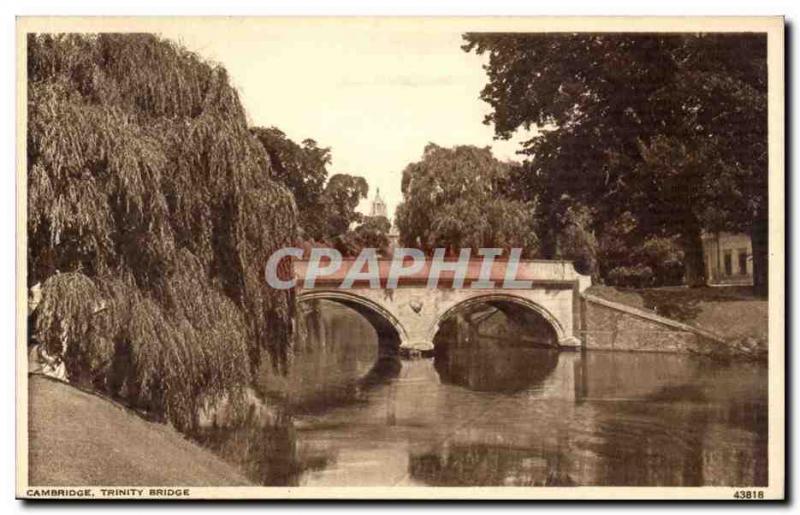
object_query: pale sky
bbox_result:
[159,19,531,219]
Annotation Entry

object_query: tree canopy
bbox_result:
[27,33,297,429]
[251,127,369,250]
[321,173,369,237]
[250,127,329,240]
[335,215,392,257]
[395,144,538,255]
[463,33,767,291]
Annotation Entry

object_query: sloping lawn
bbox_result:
[586,285,768,342]
[28,375,252,486]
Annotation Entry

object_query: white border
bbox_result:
[6,8,788,506]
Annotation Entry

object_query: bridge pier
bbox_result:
[399,339,435,358]
[558,336,582,350]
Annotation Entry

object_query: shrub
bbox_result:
[641,236,685,286]
[607,265,655,288]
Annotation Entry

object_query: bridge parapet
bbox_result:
[294,258,590,291]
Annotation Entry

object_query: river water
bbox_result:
[198,301,768,487]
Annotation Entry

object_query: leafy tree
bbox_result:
[250,129,369,249]
[27,33,297,429]
[325,215,391,257]
[596,211,686,287]
[250,127,330,240]
[640,236,685,286]
[395,144,538,255]
[353,215,392,255]
[320,173,369,238]
[463,33,767,293]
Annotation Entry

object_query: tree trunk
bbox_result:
[681,225,706,287]
[751,211,769,297]
[539,214,559,260]
[535,196,559,259]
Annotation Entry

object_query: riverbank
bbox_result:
[586,285,768,359]
[27,375,252,486]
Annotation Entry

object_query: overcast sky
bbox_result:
[160,19,531,219]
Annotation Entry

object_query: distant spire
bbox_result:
[370,187,387,217]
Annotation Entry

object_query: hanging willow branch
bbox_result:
[27,33,298,430]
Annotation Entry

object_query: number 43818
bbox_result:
[733,490,764,500]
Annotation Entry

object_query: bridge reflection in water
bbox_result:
[197,300,767,488]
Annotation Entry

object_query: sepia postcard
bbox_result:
[15,16,785,500]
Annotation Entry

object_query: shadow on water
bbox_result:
[193,298,406,486]
[407,359,767,487]
[194,410,330,486]
[431,301,561,393]
[410,441,576,487]
[194,300,768,487]
[433,343,560,394]
[408,311,569,485]
[358,354,402,390]
[194,337,404,486]
[582,366,769,487]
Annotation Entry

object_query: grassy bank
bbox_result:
[586,285,768,358]
[28,375,252,486]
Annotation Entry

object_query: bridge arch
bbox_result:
[426,292,567,346]
[297,290,409,348]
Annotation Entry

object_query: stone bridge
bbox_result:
[294,258,591,353]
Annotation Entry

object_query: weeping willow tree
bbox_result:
[27,33,298,431]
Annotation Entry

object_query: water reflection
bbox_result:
[358,355,402,391]
[198,301,767,487]
[196,410,331,486]
[410,442,575,486]
[434,343,560,393]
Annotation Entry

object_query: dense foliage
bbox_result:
[351,215,392,254]
[251,127,371,253]
[396,144,538,255]
[322,174,369,238]
[464,33,767,292]
[331,215,392,257]
[27,33,298,430]
[250,127,330,240]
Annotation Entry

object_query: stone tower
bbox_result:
[370,188,387,218]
